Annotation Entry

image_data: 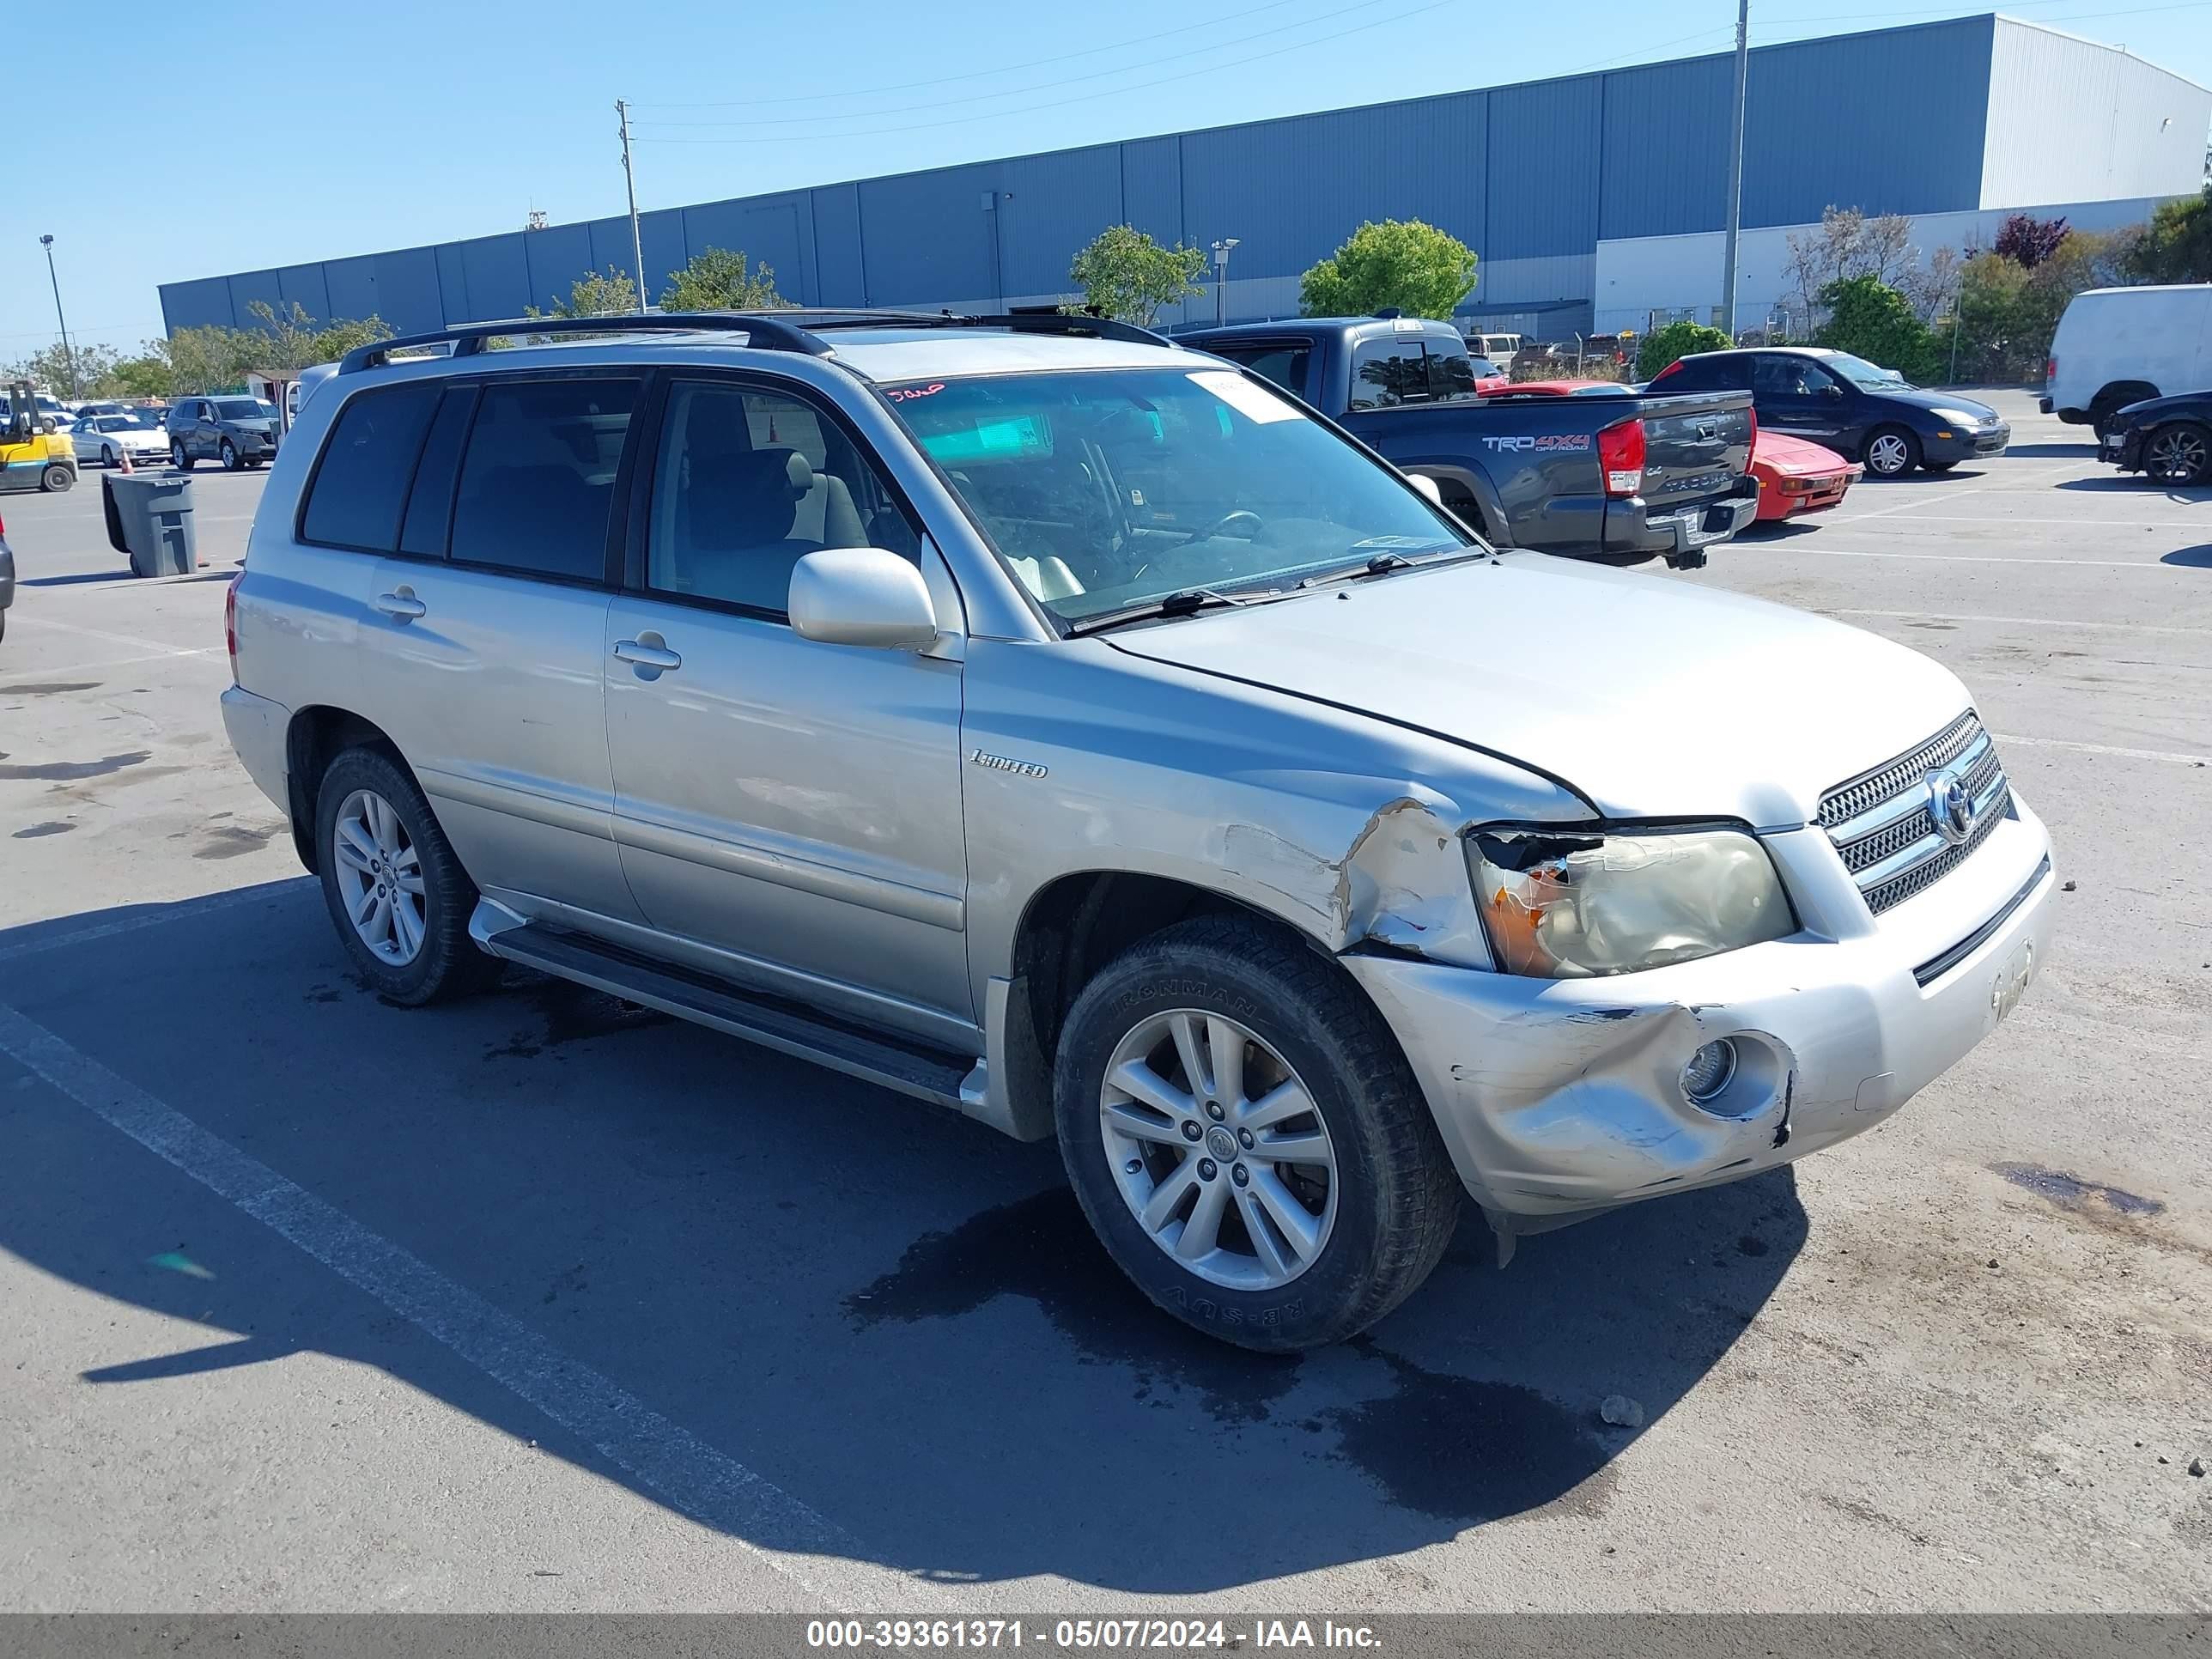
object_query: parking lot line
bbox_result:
[0,998,873,1604]
[1828,513,2209,528]
[6,647,225,679]
[1992,732,2209,766]
[1783,547,2180,569]
[6,614,222,656]
[1827,608,2212,636]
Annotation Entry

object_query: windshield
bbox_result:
[888,367,1477,625]
[213,398,273,419]
[1823,352,1911,390]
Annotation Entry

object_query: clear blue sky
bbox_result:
[7,0,2207,362]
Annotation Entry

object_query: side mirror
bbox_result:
[788,547,941,650]
[1407,473,1444,507]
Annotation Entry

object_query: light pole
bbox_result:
[1211,238,1240,326]
[1718,0,1750,338]
[39,234,79,398]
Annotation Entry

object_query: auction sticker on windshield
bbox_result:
[1188,370,1301,424]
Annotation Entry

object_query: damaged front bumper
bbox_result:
[1343,805,2057,1227]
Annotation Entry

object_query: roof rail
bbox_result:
[336,311,834,374]
[335,307,1176,375]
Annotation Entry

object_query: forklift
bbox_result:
[3,378,77,495]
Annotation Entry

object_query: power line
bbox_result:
[629,0,1334,109]
[635,0,1463,145]
[636,0,1419,128]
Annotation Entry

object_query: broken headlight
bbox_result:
[1466,826,1794,978]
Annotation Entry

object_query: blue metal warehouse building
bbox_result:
[162,13,2209,344]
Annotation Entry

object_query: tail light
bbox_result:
[1597,416,1646,497]
[2045,355,2057,384]
[1650,361,1682,384]
[224,572,240,680]
[1747,405,1758,449]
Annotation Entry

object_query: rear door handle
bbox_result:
[374,589,426,621]
[613,636,682,672]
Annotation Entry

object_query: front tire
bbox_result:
[100,445,116,468]
[172,441,194,471]
[40,464,72,492]
[314,747,501,1005]
[1863,425,1920,477]
[1054,915,1460,1352]
[2142,421,2211,486]
[220,439,242,472]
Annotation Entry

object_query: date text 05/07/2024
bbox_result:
[805,1619,1382,1650]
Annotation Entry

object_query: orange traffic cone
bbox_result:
[117,447,134,474]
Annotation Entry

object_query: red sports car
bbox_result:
[1753,430,1861,521]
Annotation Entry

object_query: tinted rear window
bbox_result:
[449,379,637,582]
[300,383,441,552]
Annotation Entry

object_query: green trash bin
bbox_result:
[102,471,198,577]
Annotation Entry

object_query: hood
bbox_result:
[1753,431,1853,474]
[1872,385,1998,421]
[1108,555,1970,825]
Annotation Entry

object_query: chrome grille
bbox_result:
[1817,712,2012,915]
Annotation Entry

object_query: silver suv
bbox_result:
[221,312,2056,1351]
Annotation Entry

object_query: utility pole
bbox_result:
[39,234,78,398]
[1719,0,1750,338]
[616,100,647,314]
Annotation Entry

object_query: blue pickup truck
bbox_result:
[1183,316,1759,568]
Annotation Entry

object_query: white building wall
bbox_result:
[1590,194,2180,337]
[1980,19,2212,210]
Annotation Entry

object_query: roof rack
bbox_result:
[336,306,1175,375]
[337,311,835,374]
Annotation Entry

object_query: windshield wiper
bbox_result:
[1066,585,1276,635]
[1296,542,1485,588]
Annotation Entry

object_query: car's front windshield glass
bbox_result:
[1825,352,1911,390]
[213,398,268,419]
[884,367,1477,626]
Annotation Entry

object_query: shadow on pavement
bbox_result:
[2161,545,2212,568]
[0,883,1804,1592]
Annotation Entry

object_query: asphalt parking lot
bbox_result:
[1,388,2206,1613]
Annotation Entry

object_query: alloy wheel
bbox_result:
[1867,433,1911,476]
[1098,1008,1338,1291]
[2146,426,2208,485]
[331,788,428,966]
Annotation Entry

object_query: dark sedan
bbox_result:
[1650,346,2008,477]
[2099,390,2212,486]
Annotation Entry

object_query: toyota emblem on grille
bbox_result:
[1927,764,1976,845]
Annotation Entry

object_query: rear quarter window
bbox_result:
[300,382,442,552]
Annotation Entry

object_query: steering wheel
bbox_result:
[1183,509,1262,544]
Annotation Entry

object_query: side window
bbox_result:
[1348,338,1426,410]
[299,382,441,552]
[449,378,637,582]
[398,387,477,558]
[1214,345,1311,399]
[1753,356,1821,397]
[647,381,919,617]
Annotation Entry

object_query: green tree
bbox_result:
[1299,219,1479,320]
[660,246,786,312]
[534,267,640,319]
[1636,319,1730,380]
[107,353,175,398]
[1064,225,1207,326]
[241,301,394,373]
[1816,274,1942,381]
[6,339,118,397]
[165,324,256,394]
[2124,185,2212,283]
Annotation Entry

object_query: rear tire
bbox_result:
[2090,385,2155,441]
[313,747,502,1006]
[2142,421,2211,487]
[1054,915,1460,1352]
[1863,425,1920,477]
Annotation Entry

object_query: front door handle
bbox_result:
[374,588,426,621]
[613,635,682,672]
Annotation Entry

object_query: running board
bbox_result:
[469,904,975,1113]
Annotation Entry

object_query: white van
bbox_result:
[2044,283,2212,434]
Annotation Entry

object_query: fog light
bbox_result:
[1682,1039,1738,1105]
